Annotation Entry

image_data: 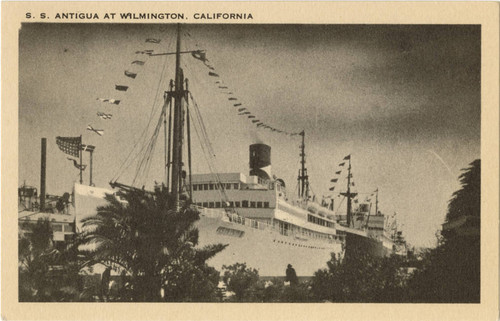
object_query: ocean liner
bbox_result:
[21,24,405,277]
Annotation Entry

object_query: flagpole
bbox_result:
[79,135,83,184]
[346,157,352,227]
[186,78,192,200]
[40,138,47,211]
[89,150,93,186]
[166,80,173,193]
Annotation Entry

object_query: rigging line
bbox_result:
[335,196,346,214]
[113,73,165,182]
[181,60,212,94]
[114,31,175,182]
[189,95,230,204]
[132,109,164,186]
[190,107,224,197]
[181,39,290,142]
[141,129,161,187]
[131,103,165,185]
[189,107,226,203]
[189,94,213,156]
[112,34,174,182]
[186,41,293,136]
[193,112,227,199]
[189,93,217,158]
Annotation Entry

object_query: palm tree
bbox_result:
[406,159,480,302]
[79,188,226,302]
[445,159,480,223]
[19,219,83,301]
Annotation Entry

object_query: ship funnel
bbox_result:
[249,143,271,180]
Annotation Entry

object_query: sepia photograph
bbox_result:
[2,2,499,320]
[17,22,481,303]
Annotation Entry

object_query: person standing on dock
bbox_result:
[286,264,298,286]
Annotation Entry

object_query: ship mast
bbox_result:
[340,156,357,227]
[170,23,185,205]
[297,130,309,200]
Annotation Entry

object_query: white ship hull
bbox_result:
[196,209,343,277]
[73,184,344,277]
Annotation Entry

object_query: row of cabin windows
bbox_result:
[195,201,270,209]
[307,214,334,228]
[192,183,240,191]
[275,219,341,240]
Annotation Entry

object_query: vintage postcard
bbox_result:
[2,1,499,320]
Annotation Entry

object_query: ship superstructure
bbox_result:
[189,143,346,275]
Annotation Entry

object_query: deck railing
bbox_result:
[195,205,343,244]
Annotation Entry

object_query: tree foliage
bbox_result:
[446,159,480,223]
[221,262,259,301]
[406,159,480,302]
[310,253,409,302]
[79,188,227,301]
[18,219,84,301]
[221,264,313,302]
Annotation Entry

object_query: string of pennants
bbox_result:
[87,37,162,137]
[351,189,378,205]
[187,41,302,136]
[56,37,162,174]
[329,154,352,192]
[364,189,378,203]
[325,152,378,206]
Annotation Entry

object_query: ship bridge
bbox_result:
[191,172,279,223]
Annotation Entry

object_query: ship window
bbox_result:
[208,202,214,208]
[250,201,256,208]
[193,184,198,191]
[226,183,231,190]
[279,221,289,236]
[257,202,262,208]
[214,184,219,190]
[215,202,221,208]
[229,201,234,207]
[203,184,208,190]
[235,201,240,208]
[242,200,249,208]
[52,224,62,232]
[264,202,269,208]
[209,184,214,190]
[202,202,208,207]
[233,183,239,190]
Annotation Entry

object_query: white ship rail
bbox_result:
[196,206,272,231]
[195,205,342,245]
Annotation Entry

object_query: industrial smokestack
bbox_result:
[40,138,46,211]
[249,143,271,180]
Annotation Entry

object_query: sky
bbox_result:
[19,24,480,247]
